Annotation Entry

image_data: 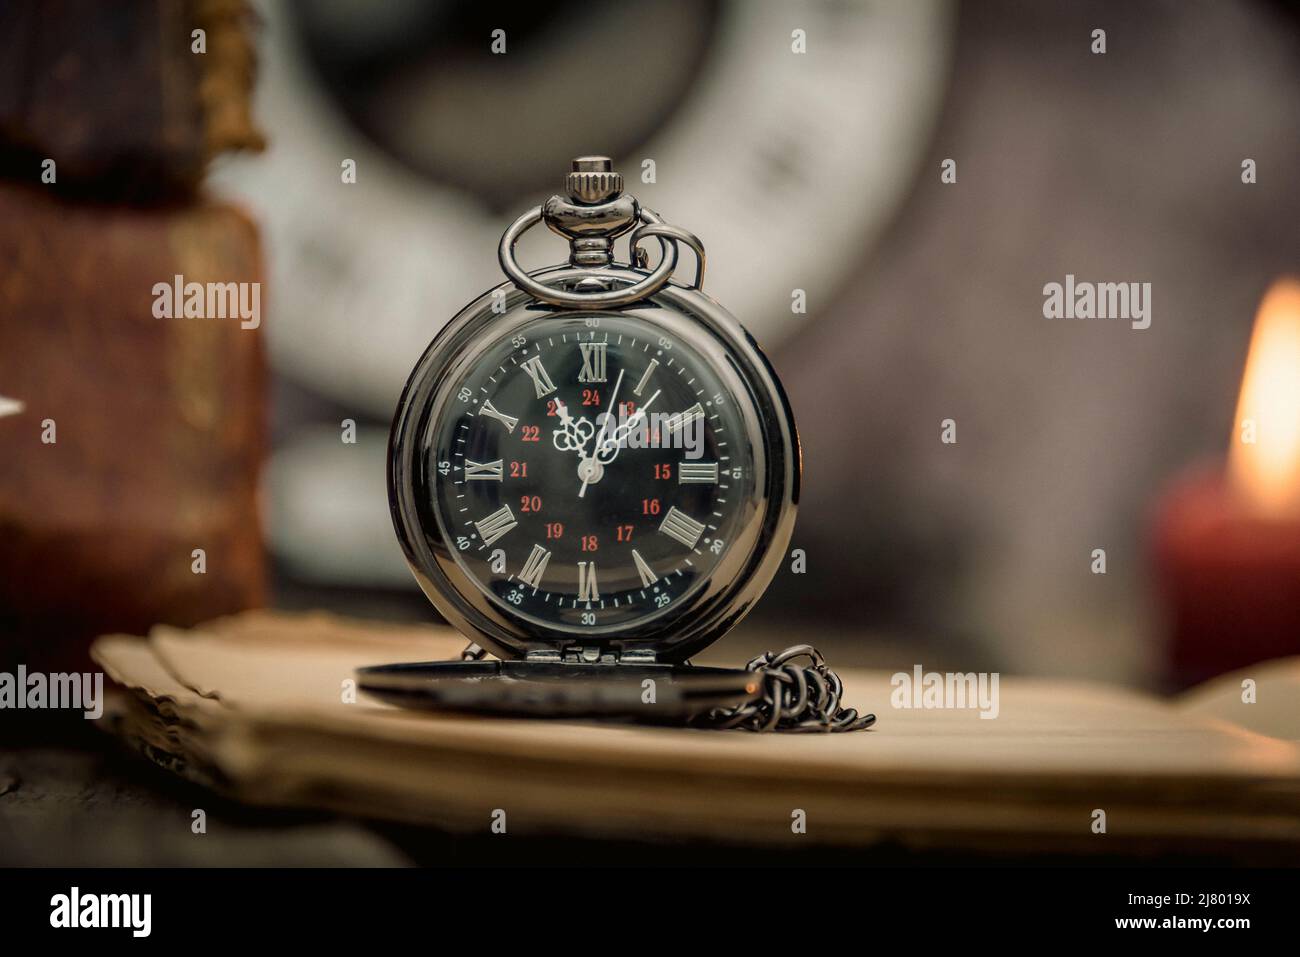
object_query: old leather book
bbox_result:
[0,185,267,672]
[0,0,263,198]
[90,611,1300,860]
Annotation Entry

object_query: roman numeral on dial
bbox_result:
[578,342,607,383]
[633,358,658,396]
[663,403,704,435]
[473,505,517,547]
[677,461,718,484]
[478,399,518,433]
[464,459,503,481]
[518,544,551,590]
[520,356,557,398]
[631,549,658,587]
[577,561,600,602]
[659,506,706,550]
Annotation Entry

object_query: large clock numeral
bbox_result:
[659,506,706,550]
[518,544,551,590]
[578,342,607,383]
[663,403,705,435]
[577,561,600,602]
[678,461,718,484]
[520,356,557,398]
[631,549,658,587]
[464,459,503,481]
[477,399,518,433]
[633,359,658,397]
[473,505,517,547]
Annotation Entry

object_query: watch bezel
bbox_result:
[389,265,799,664]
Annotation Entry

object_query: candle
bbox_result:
[1152,279,1300,689]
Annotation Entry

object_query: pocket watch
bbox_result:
[359,158,872,732]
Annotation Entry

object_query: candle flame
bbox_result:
[1228,278,1300,514]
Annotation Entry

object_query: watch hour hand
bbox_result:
[551,398,595,454]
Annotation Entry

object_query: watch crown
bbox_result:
[567,156,623,205]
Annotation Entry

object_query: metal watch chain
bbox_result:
[699,645,876,732]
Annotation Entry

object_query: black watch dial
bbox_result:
[426,312,756,632]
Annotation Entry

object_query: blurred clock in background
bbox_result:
[211,0,955,591]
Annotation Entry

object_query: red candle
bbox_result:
[1153,279,1300,689]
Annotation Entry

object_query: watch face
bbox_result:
[390,270,799,661]
[424,311,756,633]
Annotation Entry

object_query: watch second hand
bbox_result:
[579,368,624,499]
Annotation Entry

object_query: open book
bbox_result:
[91,611,1300,857]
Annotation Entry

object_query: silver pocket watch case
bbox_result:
[358,158,799,724]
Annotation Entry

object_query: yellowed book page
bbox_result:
[122,612,1300,786]
[89,616,1300,852]
[1176,658,1300,742]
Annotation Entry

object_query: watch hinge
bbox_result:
[527,645,657,665]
